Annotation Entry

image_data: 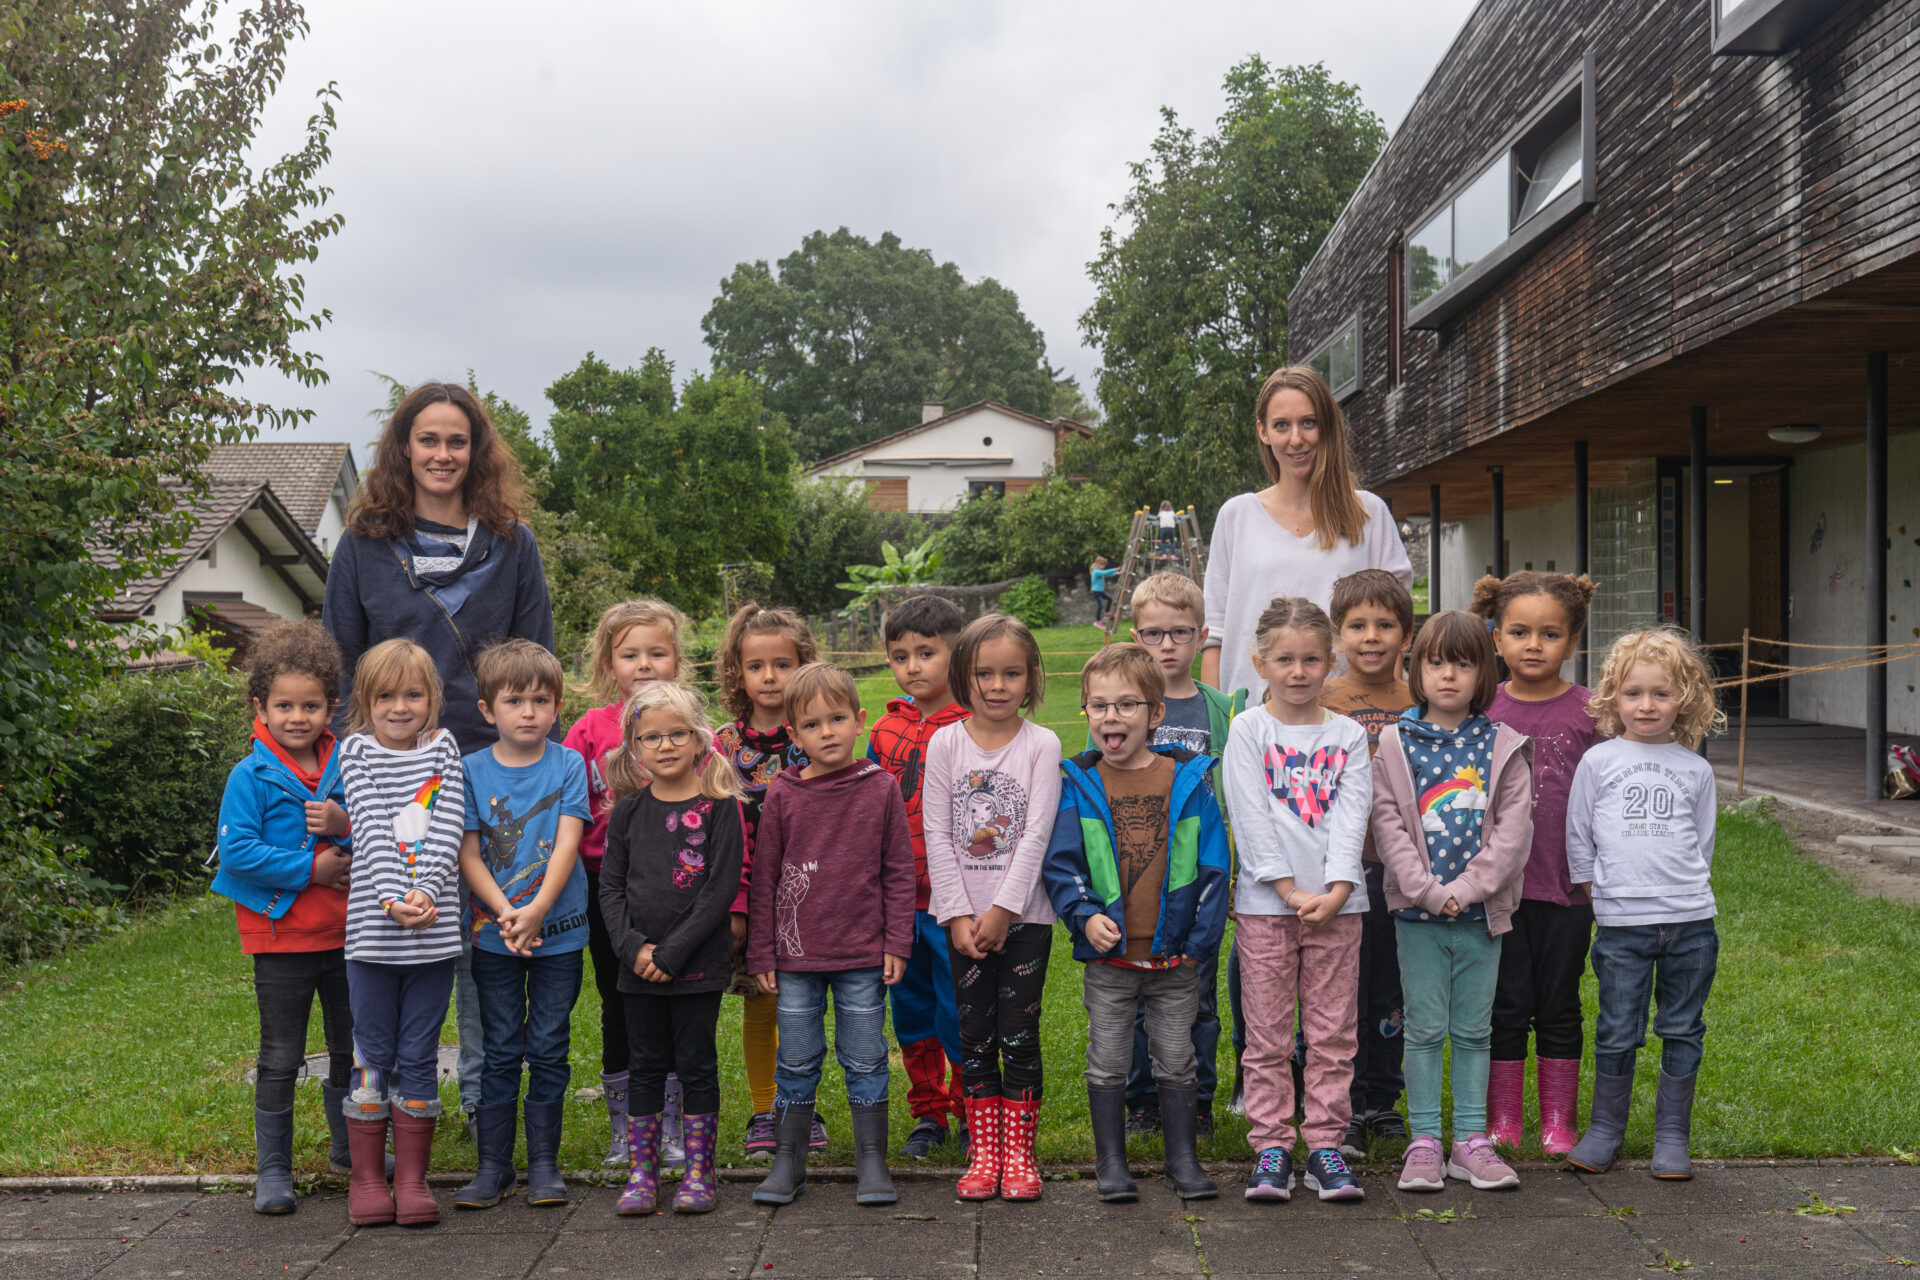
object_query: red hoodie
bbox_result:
[865,696,970,911]
[235,720,350,954]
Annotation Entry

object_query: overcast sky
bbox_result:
[249,0,1479,459]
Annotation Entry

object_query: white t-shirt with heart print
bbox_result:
[1222,705,1371,918]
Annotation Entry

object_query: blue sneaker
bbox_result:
[1304,1147,1365,1201]
[1245,1146,1294,1201]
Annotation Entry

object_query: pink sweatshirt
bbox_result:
[922,718,1062,926]
[562,702,625,874]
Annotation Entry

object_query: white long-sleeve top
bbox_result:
[1202,491,1412,701]
[339,728,466,963]
[1565,739,1717,927]
[922,718,1062,926]
[1222,707,1371,917]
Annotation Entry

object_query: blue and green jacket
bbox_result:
[1042,744,1230,964]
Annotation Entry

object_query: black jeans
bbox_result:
[949,922,1051,1100]
[1491,898,1594,1062]
[1351,862,1406,1112]
[586,876,633,1075]
[253,949,353,1113]
[623,989,723,1115]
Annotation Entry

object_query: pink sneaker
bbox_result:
[1447,1134,1520,1190]
[1397,1136,1446,1192]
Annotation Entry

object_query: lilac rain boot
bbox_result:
[673,1113,719,1213]
[616,1113,662,1215]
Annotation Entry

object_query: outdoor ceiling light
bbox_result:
[1766,424,1821,443]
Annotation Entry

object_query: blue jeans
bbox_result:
[346,958,457,1115]
[1127,937,1221,1105]
[1395,919,1501,1140]
[1591,919,1718,1078]
[470,947,583,1107]
[889,909,962,1064]
[775,968,891,1109]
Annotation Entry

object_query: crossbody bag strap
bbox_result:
[387,538,477,681]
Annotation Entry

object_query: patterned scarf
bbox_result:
[404,518,500,617]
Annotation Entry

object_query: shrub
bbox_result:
[0,827,125,968]
[997,477,1132,580]
[934,490,1007,585]
[59,657,253,902]
[998,576,1059,630]
[772,476,931,614]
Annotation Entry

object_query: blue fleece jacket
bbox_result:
[322,521,555,755]
[1042,744,1230,964]
[211,738,352,919]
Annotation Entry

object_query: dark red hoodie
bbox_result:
[745,759,915,974]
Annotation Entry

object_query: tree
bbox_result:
[0,1,340,957]
[543,351,795,616]
[769,475,927,617]
[702,227,1065,462]
[1074,59,1384,529]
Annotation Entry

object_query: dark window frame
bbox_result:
[1300,311,1364,402]
[967,479,1006,498]
[1710,0,1830,55]
[1406,51,1597,331]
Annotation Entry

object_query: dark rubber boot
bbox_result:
[453,1101,518,1209]
[752,1102,814,1205]
[522,1098,569,1206]
[1650,1072,1697,1179]
[1088,1084,1138,1203]
[1158,1083,1217,1200]
[1566,1070,1634,1174]
[253,1107,297,1214]
[850,1101,897,1206]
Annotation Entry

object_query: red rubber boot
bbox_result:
[956,1096,1002,1200]
[999,1098,1043,1202]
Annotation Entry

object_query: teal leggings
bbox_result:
[1395,919,1502,1141]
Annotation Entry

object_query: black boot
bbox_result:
[324,1082,395,1178]
[1650,1072,1697,1180]
[522,1098,569,1205]
[752,1101,813,1205]
[453,1101,518,1209]
[1088,1084,1138,1203]
[253,1107,297,1214]
[1158,1083,1217,1200]
[850,1101,897,1206]
[1566,1070,1634,1174]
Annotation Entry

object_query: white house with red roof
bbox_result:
[805,401,1093,512]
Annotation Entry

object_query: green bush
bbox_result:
[998,576,1059,630]
[0,826,126,968]
[59,659,253,901]
[772,476,931,614]
[997,477,1132,580]
[934,490,1007,585]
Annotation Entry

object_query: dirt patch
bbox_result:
[1737,796,1920,906]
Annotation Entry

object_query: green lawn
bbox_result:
[4,624,1917,1175]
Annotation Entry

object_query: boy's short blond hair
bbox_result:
[476,638,564,703]
[1079,643,1167,714]
[783,661,861,721]
[1130,571,1205,623]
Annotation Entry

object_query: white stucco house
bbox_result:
[805,401,1094,512]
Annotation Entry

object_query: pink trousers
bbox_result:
[1236,912,1361,1152]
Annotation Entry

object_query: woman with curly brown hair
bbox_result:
[322,379,556,1130]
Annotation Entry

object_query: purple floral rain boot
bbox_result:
[673,1113,720,1214]
[616,1113,662,1216]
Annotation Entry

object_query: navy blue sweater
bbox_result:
[322,520,555,754]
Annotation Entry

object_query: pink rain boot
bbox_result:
[1486,1058,1525,1149]
[1535,1058,1581,1158]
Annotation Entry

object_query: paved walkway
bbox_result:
[4,1162,1915,1279]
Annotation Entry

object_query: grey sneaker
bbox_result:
[1397,1135,1446,1192]
[1447,1133,1520,1190]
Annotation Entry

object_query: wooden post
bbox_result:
[1737,627,1751,799]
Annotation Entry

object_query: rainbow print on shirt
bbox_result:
[391,775,442,876]
[1418,764,1487,834]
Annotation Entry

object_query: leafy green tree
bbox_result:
[770,475,930,616]
[703,227,1064,462]
[1075,58,1384,529]
[543,351,795,615]
[933,490,1007,586]
[0,0,339,958]
[997,477,1132,580]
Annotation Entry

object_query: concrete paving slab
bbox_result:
[979,1216,1201,1276]
[308,1229,549,1280]
[759,1178,968,1224]
[0,1189,199,1240]
[146,1188,353,1243]
[1575,1165,1797,1215]
[976,1178,1196,1223]
[1850,1208,1919,1259]
[529,1223,765,1279]
[1785,1165,1920,1211]
[1630,1207,1890,1270]
[562,1182,775,1230]
[758,1221,978,1278]
[1380,1171,1605,1219]
[1185,1190,1405,1223]
[1194,1216,1429,1274]
[1410,1210,1653,1277]
[0,1236,132,1280]
[94,1235,342,1280]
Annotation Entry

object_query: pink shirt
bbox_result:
[562,702,626,874]
[922,718,1063,926]
[1487,682,1607,906]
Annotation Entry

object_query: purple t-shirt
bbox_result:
[1488,682,1608,906]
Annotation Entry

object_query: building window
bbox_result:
[968,480,1006,498]
[1407,52,1596,329]
[1711,0,1830,54]
[1302,312,1362,401]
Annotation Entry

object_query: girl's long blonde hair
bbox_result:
[606,681,746,805]
[584,598,688,703]
[345,638,443,738]
[1587,628,1727,750]
[1253,365,1368,550]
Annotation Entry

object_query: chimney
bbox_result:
[921,402,944,424]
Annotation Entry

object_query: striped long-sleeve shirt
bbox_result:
[340,729,466,963]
